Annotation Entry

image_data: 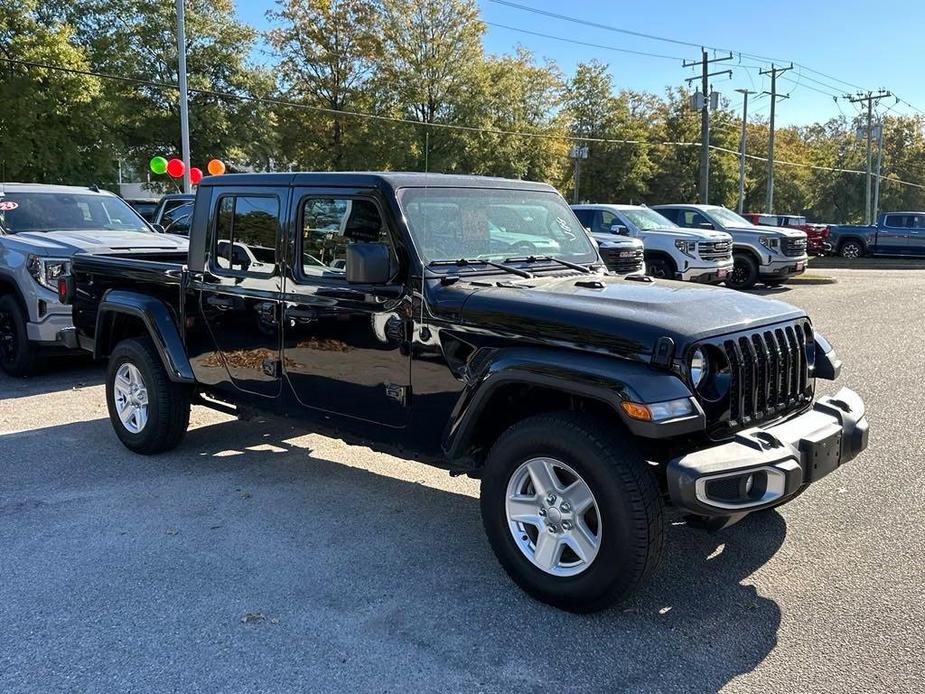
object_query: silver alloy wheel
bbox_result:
[113,363,149,434]
[505,457,602,577]
[841,242,861,259]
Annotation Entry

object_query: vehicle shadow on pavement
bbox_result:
[0,414,785,693]
[0,358,102,403]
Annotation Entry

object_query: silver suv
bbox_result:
[572,204,733,283]
[653,204,808,290]
[0,183,188,375]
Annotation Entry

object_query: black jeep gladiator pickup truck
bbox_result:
[63,172,868,612]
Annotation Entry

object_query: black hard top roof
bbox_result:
[198,171,557,193]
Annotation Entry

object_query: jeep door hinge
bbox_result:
[651,336,675,368]
[262,358,281,378]
[385,383,410,406]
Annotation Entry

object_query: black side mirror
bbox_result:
[151,223,166,233]
[346,242,392,284]
[610,224,630,236]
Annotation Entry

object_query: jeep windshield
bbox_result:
[0,192,150,234]
[399,187,598,267]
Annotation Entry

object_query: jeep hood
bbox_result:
[453,274,805,357]
[3,229,188,256]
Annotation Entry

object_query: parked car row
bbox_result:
[49,171,867,613]
[574,203,809,290]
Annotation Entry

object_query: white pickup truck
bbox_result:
[572,204,733,284]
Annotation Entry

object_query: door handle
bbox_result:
[206,295,235,309]
[287,306,316,320]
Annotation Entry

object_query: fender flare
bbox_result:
[442,347,703,459]
[731,244,764,264]
[0,270,29,317]
[95,289,195,383]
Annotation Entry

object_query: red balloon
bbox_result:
[190,167,203,185]
[166,158,185,178]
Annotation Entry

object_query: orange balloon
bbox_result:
[207,159,226,176]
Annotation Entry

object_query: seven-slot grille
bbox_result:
[698,241,732,261]
[782,237,807,257]
[698,320,814,435]
[601,247,644,274]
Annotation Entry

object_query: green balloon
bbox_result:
[149,156,168,175]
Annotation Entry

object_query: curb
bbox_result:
[787,277,837,285]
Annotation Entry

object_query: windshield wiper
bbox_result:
[503,255,592,274]
[428,258,533,279]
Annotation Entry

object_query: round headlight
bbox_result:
[690,347,708,388]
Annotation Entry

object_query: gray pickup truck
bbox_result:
[0,183,188,375]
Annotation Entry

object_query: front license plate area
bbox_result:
[799,428,842,482]
[795,262,805,272]
[717,269,728,278]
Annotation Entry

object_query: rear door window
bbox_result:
[213,195,279,275]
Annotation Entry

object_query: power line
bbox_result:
[484,22,683,61]
[488,1,883,103]
[5,55,925,191]
[487,0,707,50]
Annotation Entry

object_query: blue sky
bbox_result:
[234,0,925,127]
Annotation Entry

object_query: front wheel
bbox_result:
[106,337,191,454]
[645,257,674,280]
[480,412,664,613]
[727,253,759,290]
[0,295,38,377]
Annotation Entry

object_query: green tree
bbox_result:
[378,0,485,171]
[56,0,276,176]
[267,0,383,169]
[0,2,113,183]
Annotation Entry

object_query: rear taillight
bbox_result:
[57,276,74,304]
[821,226,831,238]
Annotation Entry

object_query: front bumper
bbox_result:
[679,259,734,283]
[760,255,808,279]
[667,388,868,515]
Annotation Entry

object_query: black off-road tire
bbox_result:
[728,253,759,290]
[0,294,38,377]
[646,256,675,280]
[106,337,191,454]
[480,412,664,613]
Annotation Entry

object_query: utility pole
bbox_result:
[848,90,891,223]
[175,0,192,194]
[759,63,792,214]
[684,50,732,204]
[872,122,885,221]
[735,89,756,214]
[570,144,589,203]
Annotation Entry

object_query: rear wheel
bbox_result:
[839,239,864,259]
[0,295,37,377]
[727,253,759,290]
[480,412,664,613]
[645,257,674,280]
[106,337,191,454]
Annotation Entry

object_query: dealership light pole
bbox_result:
[176,0,192,193]
[735,89,756,214]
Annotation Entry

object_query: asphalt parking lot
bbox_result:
[1,268,923,693]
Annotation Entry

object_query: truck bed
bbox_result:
[70,251,190,341]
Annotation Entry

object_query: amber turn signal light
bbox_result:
[620,401,652,421]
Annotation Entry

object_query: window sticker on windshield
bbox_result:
[0,201,18,211]
[554,216,576,240]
